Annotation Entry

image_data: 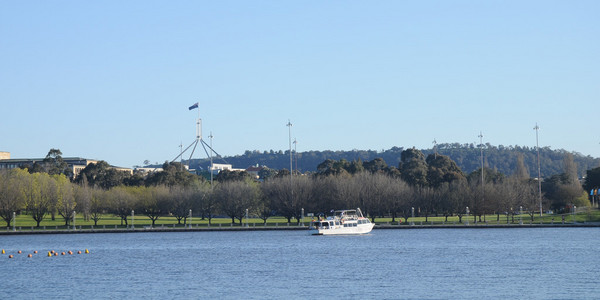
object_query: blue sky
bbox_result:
[1,1,598,168]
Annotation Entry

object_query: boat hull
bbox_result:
[310,223,374,235]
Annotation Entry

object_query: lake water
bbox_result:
[1,228,599,299]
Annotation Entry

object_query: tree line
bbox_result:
[184,143,600,178]
[1,148,593,228]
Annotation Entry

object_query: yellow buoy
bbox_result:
[85,249,89,254]
[48,251,52,257]
[1,249,4,254]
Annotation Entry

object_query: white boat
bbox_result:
[309,208,374,235]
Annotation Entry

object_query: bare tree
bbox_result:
[291,176,314,224]
[75,184,92,222]
[386,177,411,223]
[448,180,470,223]
[516,179,541,222]
[414,186,434,222]
[355,172,391,222]
[169,186,193,225]
[198,187,217,225]
[435,183,453,222]
[216,180,260,224]
[188,182,211,221]
[262,177,299,223]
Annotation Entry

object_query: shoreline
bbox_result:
[1,222,598,235]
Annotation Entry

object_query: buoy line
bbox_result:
[3,248,91,258]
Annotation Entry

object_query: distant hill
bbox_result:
[184,143,600,178]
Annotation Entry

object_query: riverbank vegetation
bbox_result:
[5,210,600,231]
[1,148,598,229]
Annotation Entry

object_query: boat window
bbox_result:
[353,223,357,227]
[329,221,334,226]
[335,221,340,226]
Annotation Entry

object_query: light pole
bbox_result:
[245,208,249,228]
[478,132,484,222]
[519,206,523,225]
[209,132,214,187]
[534,123,543,216]
[287,120,294,203]
[72,211,76,230]
[12,211,15,232]
[179,142,183,164]
[131,210,134,229]
[189,209,192,229]
[293,138,298,174]
[287,120,293,177]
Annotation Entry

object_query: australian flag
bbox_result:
[188,102,199,110]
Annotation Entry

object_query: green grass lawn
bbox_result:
[371,209,600,225]
[4,209,599,230]
[4,214,306,230]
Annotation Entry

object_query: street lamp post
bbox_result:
[287,120,294,207]
[294,138,298,174]
[519,206,523,225]
[478,132,485,222]
[287,120,293,178]
[209,132,214,187]
[245,208,249,228]
[534,123,543,217]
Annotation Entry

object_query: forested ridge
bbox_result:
[187,143,600,178]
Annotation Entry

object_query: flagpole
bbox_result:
[197,103,201,141]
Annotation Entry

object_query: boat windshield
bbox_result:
[335,210,356,218]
